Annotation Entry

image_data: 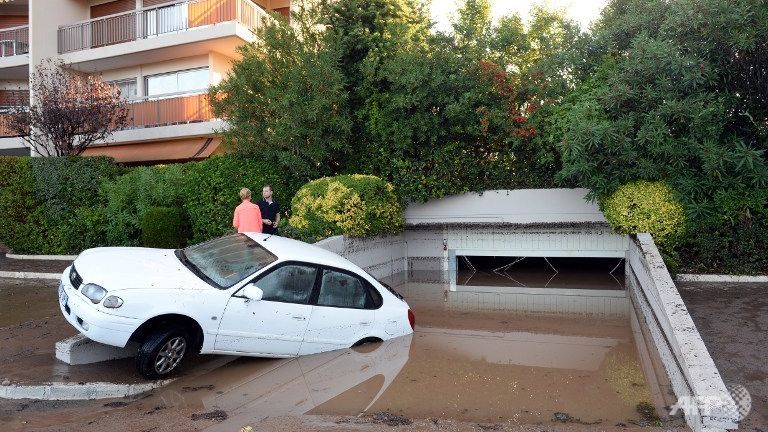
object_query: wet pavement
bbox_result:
[0,272,687,432]
[678,282,768,432]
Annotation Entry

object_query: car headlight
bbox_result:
[81,284,107,304]
[103,295,123,308]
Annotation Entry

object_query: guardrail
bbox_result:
[123,92,214,129]
[58,0,270,54]
[0,25,29,57]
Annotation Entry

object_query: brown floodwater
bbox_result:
[0,270,669,432]
[110,271,665,432]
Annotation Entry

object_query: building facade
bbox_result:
[0,0,288,163]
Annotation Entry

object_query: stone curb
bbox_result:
[0,271,61,280]
[5,253,77,261]
[0,380,173,400]
[676,274,768,283]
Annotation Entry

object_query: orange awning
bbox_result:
[83,137,222,164]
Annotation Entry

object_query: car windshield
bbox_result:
[180,234,277,289]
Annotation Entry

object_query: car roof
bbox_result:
[244,233,361,273]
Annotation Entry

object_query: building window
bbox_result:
[109,78,138,100]
[145,67,208,97]
[143,2,189,37]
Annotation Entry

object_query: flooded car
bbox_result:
[57,234,415,378]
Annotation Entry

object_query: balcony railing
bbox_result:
[122,92,215,130]
[0,25,29,57]
[58,0,271,54]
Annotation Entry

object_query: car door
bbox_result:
[215,263,319,356]
[300,268,380,355]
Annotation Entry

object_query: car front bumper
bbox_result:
[59,270,140,348]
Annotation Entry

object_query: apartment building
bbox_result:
[0,0,288,163]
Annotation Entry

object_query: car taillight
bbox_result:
[407,309,415,330]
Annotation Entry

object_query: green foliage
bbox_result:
[601,181,686,252]
[0,156,121,254]
[289,174,404,239]
[208,3,352,186]
[102,164,186,246]
[179,155,296,244]
[140,207,189,249]
[0,157,38,253]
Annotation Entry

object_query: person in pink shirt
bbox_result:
[232,188,263,233]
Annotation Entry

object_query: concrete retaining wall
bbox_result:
[314,235,407,281]
[627,234,738,432]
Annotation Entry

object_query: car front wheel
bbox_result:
[135,329,190,379]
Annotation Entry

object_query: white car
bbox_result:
[58,233,415,378]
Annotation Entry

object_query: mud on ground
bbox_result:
[678,282,768,432]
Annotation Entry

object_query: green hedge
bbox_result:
[140,206,189,248]
[102,164,186,246]
[0,157,38,252]
[289,174,404,239]
[180,155,297,244]
[0,156,122,254]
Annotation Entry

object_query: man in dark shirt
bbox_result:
[257,184,281,235]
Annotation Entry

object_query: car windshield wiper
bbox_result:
[175,249,222,289]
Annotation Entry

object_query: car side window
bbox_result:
[252,264,317,304]
[317,269,372,309]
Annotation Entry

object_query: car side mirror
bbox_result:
[242,284,263,301]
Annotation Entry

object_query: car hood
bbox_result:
[73,247,209,291]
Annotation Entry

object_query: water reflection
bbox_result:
[146,270,655,430]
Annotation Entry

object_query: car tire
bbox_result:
[135,328,190,379]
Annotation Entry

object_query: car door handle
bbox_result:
[291,315,306,321]
[360,321,371,326]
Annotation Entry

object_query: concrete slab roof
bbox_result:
[405,188,608,226]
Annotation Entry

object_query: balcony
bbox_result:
[58,0,270,54]
[123,92,214,130]
[0,25,28,57]
[0,25,30,77]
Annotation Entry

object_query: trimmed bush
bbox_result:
[601,181,686,249]
[0,157,39,253]
[289,174,404,239]
[102,164,186,246]
[140,206,189,248]
[180,155,296,244]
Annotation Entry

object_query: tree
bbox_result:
[209,2,352,184]
[9,59,128,157]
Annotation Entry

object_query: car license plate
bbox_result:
[59,282,68,307]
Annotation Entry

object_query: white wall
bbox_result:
[627,234,738,432]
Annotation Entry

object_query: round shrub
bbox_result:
[139,206,189,249]
[289,174,404,239]
[601,181,686,248]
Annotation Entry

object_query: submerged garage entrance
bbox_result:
[403,189,631,316]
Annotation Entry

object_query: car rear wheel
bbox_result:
[135,328,190,379]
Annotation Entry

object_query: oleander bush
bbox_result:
[289,174,404,240]
[140,206,189,249]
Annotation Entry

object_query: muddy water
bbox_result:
[0,272,663,432]
[106,271,661,432]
